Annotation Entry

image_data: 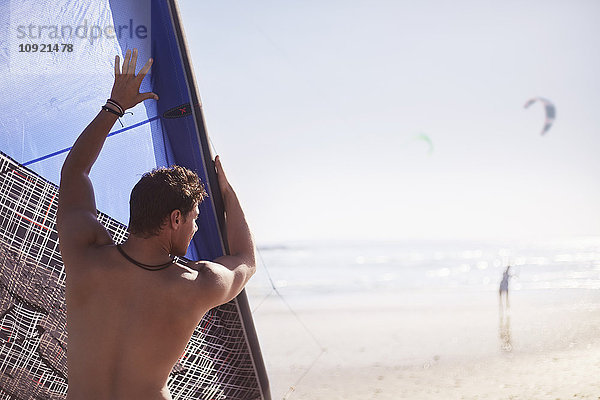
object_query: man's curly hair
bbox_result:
[128,165,208,238]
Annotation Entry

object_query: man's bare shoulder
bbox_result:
[175,259,237,307]
[57,209,113,250]
[61,241,116,274]
[177,259,224,284]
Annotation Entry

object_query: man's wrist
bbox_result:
[102,102,121,115]
[106,99,126,114]
[101,105,123,119]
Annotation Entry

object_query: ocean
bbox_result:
[247,236,600,311]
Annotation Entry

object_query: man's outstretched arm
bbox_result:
[58,49,158,251]
[198,156,257,306]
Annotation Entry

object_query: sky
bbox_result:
[177,0,600,243]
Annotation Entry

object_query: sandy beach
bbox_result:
[249,288,600,399]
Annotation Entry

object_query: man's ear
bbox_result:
[169,209,182,230]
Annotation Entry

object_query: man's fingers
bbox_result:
[215,156,232,193]
[130,48,138,75]
[215,156,228,181]
[113,50,155,107]
[122,49,131,74]
[136,58,153,82]
[114,55,121,76]
[138,92,159,102]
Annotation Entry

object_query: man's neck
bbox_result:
[121,234,173,266]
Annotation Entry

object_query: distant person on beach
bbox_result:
[499,265,511,311]
[57,49,256,400]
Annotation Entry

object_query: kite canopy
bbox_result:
[414,133,434,155]
[523,97,556,135]
[0,0,270,399]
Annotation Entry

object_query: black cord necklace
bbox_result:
[116,244,178,271]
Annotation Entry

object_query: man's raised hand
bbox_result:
[111,48,158,110]
[215,156,234,198]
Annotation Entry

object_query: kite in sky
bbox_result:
[414,133,434,155]
[523,97,556,135]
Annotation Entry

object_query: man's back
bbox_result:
[58,50,256,399]
[65,245,209,400]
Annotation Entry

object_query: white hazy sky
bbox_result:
[177,0,600,243]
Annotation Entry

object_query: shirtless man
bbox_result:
[57,49,256,400]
